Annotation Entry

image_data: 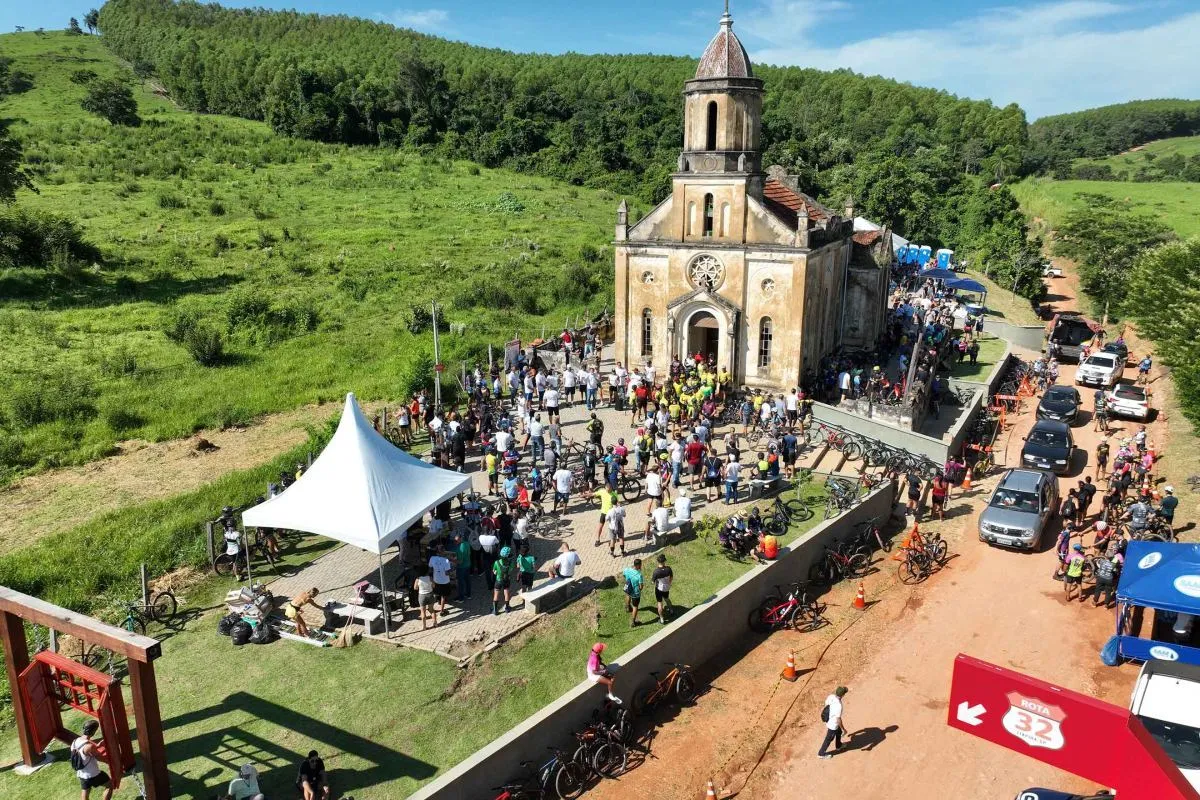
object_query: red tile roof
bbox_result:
[853,230,883,246]
[762,177,832,229]
[696,25,754,80]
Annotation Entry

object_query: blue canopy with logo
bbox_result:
[1111,541,1200,665]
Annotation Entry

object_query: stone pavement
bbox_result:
[269,346,802,658]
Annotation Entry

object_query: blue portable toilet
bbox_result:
[936,248,954,270]
[896,244,909,264]
[919,245,932,267]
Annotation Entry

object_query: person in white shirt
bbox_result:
[555,542,582,579]
[724,458,742,504]
[606,498,627,557]
[429,548,454,613]
[818,686,849,758]
[227,763,263,800]
[553,466,573,512]
[645,468,663,511]
[673,487,693,523]
[543,386,561,423]
[647,503,672,545]
[563,367,578,406]
[585,368,600,410]
[71,720,113,800]
[645,363,656,386]
[494,428,512,453]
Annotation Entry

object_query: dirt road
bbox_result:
[589,270,1169,799]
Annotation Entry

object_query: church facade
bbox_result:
[613,5,884,390]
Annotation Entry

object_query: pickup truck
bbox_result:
[1130,658,1200,793]
[1075,351,1123,389]
[1047,313,1095,362]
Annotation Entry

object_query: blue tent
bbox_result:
[1112,542,1200,665]
[917,268,957,282]
[945,277,987,294]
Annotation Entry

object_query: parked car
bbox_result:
[1101,340,1129,365]
[1014,791,1111,800]
[1075,351,1123,389]
[978,468,1059,550]
[1130,659,1200,793]
[1047,313,1095,361]
[1036,385,1081,425]
[1042,263,1064,278]
[1021,420,1075,475]
[1105,382,1151,421]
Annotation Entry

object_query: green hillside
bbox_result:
[0,30,615,483]
[1011,176,1200,239]
[1069,135,1200,182]
[1027,98,1200,172]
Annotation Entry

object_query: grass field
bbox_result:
[0,31,617,484]
[0,480,831,800]
[949,335,1006,381]
[1072,134,1200,173]
[1011,176,1200,239]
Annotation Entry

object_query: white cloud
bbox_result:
[742,1,1200,119]
[376,8,450,33]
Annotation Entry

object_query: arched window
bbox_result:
[720,202,730,237]
[706,101,718,150]
[758,317,773,368]
[702,193,714,237]
[686,201,696,236]
[642,309,653,356]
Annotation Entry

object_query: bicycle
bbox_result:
[807,544,870,586]
[491,747,587,800]
[748,583,827,633]
[571,721,627,779]
[631,662,698,715]
[805,423,863,461]
[850,516,890,554]
[764,495,813,534]
[897,546,934,584]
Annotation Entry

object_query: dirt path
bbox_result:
[0,402,342,554]
[589,266,1173,799]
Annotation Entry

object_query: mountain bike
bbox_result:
[807,544,870,586]
[805,423,863,461]
[748,582,827,633]
[850,516,890,554]
[491,747,587,800]
[571,721,627,779]
[764,495,812,534]
[631,662,698,715]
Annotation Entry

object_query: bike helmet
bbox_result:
[1072,543,1083,551]
[1095,521,1108,531]
[500,546,512,558]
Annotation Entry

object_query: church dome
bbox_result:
[695,5,753,80]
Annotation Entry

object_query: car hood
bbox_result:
[1022,440,1070,461]
[1038,398,1077,414]
[980,506,1040,530]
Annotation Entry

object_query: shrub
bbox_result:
[225,290,319,345]
[402,303,449,334]
[163,306,225,366]
[97,347,137,378]
[69,69,98,85]
[6,371,98,429]
[156,192,185,209]
[0,206,100,269]
[208,200,225,216]
[579,243,602,263]
[80,78,140,126]
[103,407,144,434]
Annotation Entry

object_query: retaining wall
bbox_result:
[407,484,897,800]
[811,402,951,463]
[983,319,1044,352]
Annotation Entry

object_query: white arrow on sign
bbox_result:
[957,701,986,726]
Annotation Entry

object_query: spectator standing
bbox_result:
[930,473,948,521]
[723,457,742,505]
[415,566,438,629]
[517,542,536,593]
[652,554,674,624]
[454,533,472,600]
[607,497,628,557]
[553,464,573,512]
[71,720,113,800]
[492,546,514,615]
[622,558,644,627]
[818,687,849,759]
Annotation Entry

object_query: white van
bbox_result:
[1130,658,1200,792]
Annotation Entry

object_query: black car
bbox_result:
[1102,340,1129,365]
[1036,385,1081,424]
[1021,419,1075,475]
[1014,790,1112,800]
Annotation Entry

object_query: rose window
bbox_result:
[687,254,725,291]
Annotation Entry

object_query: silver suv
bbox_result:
[978,469,1058,550]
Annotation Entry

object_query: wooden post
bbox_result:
[140,564,149,608]
[0,610,37,766]
[127,660,171,800]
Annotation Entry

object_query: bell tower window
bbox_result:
[706,101,718,150]
[703,194,715,237]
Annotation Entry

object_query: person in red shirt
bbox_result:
[685,434,706,489]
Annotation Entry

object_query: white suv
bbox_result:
[1076,352,1123,388]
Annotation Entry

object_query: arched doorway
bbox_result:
[687,311,720,363]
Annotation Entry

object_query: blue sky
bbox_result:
[4,1,1199,119]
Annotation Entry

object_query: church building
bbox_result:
[613,3,887,390]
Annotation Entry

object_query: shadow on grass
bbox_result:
[162,692,437,799]
[0,269,242,310]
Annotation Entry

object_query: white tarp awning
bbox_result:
[242,393,470,554]
[854,216,909,254]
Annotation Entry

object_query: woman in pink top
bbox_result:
[586,643,621,703]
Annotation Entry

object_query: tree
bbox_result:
[66,17,84,36]
[1053,195,1174,313]
[0,119,35,203]
[80,78,140,126]
[84,9,99,34]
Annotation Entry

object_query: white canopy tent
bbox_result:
[243,392,471,632]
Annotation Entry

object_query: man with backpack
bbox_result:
[71,720,113,800]
[818,686,849,759]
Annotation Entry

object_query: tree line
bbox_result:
[94,0,1043,295]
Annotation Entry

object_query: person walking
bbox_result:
[905,470,922,518]
[414,566,438,629]
[453,533,472,601]
[594,486,617,546]
[723,457,742,505]
[622,558,644,627]
[429,546,454,615]
[818,687,849,759]
[652,553,674,624]
[492,546,514,615]
[607,497,628,557]
[930,473,949,521]
[552,463,573,513]
[71,720,114,800]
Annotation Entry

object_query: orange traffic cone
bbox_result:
[854,582,866,610]
[781,650,798,682]
[705,779,718,798]
[961,466,973,492]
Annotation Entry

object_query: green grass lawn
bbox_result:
[956,269,1044,327]
[0,480,829,800]
[1011,176,1200,239]
[1072,135,1200,173]
[949,335,1006,381]
[0,32,619,483]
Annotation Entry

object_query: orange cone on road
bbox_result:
[962,466,973,492]
[781,650,798,682]
[854,582,866,610]
[705,779,718,798]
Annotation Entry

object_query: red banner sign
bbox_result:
[947,653,1199,800]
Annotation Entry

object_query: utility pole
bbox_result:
[431,302,442,409]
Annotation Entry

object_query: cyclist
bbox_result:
[1093,389,1108,432]
[1121,496,1152,536]
[1063,544,1086,602]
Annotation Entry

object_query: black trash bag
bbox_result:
[217,613,240,636]
[249,623,275,645]
[230,621,252,646]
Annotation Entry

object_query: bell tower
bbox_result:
[680,1,764,177]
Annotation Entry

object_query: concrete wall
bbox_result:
[983,319,1044,352]
[407,484,897,800]
[811,401,951,463]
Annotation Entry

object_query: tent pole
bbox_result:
[379,553,390,637]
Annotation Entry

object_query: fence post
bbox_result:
[141,563,149,608]
[205,522,215,570]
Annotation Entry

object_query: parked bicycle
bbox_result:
[571,721,627,779]
[805,422,863,461]
[631,662,698,715]
[748,582,827,633]
[491,747,587,800]
[807,543,870,586]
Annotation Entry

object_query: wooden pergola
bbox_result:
[0,586,171,799]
